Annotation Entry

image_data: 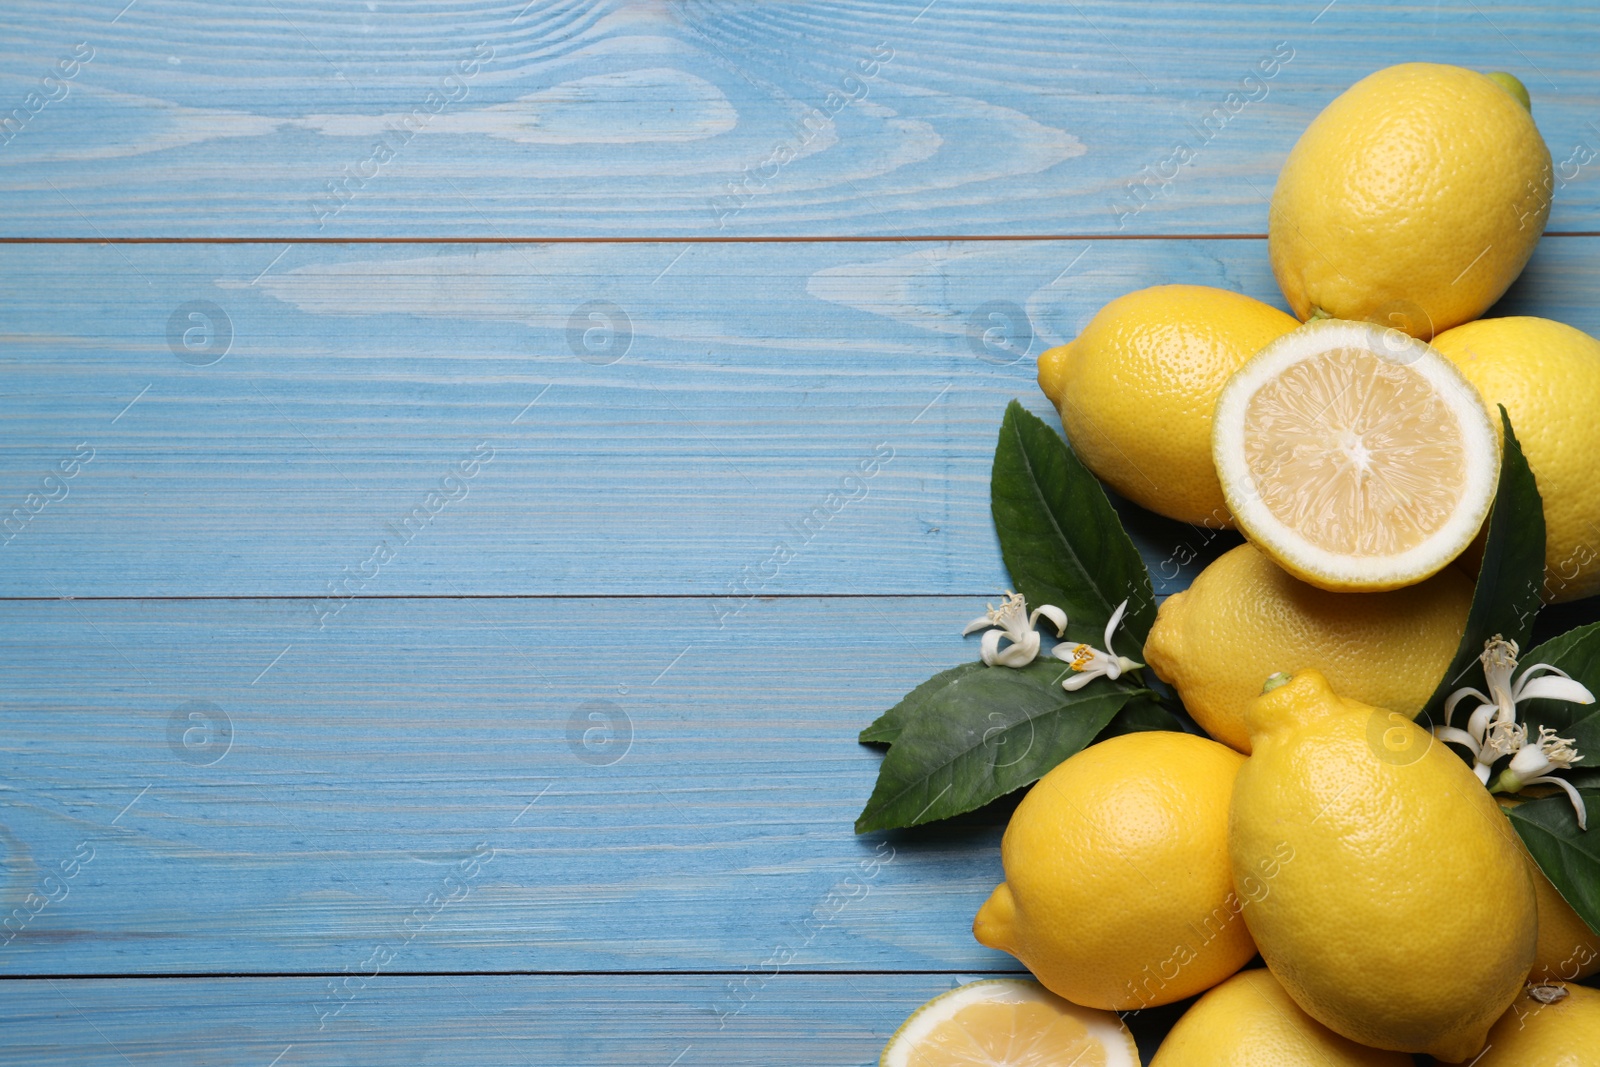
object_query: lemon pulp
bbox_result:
[881,980,1138,1067]
[908,1000,1103,1066]
[1214,319,1498,591]
[1240,346,1468,556]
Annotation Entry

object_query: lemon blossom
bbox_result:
[963,591,1066,668]
[1435,635,1593,828]
[1053,598,1144,691]
[1494,726,1588,830]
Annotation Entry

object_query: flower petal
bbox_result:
[1527,776,1589,831]
[963,614,994,636]
[1443,687,1490,729]
[1062,669,1102,692]
[993,632,1040,668]
[1433,725,1481,757]
[979,629,1003,666]
[1102,599,1129,651]
[1030,604,1067,637]
[1514,675,1596,707]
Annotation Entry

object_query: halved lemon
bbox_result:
[1212,319,1499,591]
[881,979,1140,1067]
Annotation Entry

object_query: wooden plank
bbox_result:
[2,0,1598,237]
[0,594,1059,975]
[0,973,1206,1066]
[5,235,1597,597]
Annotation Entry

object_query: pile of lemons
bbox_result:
[883,64,1600,1066]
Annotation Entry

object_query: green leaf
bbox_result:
[1098,693,1188,737]
[1513,623,1600,821]
[858,661,989,746]
[1507,789,1600,938]
[1420,409,1545,725]
[1521,621,1600,748]
[854,656,1136,834]
[991,401,1156,646]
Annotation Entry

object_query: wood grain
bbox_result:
[1,0,1597,237]
[0,594,1047,975]
[0,973,1214,1066]
[4,235,1596,598]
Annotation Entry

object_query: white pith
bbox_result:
[1213,320,1499,589]
[881,979,1139,1067]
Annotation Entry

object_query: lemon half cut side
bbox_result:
[1213,320,1500,592]
[880,979,1140,1067]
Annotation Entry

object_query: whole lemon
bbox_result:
[1466,982,1600,1065]
[1432,316,1600,602]
[1144,542,1472,752]
[1229,670,1537,1061]
[1036,285,1299,527]
[1150,967,1412,1067]
[1269,64,1551,337]
[973,731,1255,1010]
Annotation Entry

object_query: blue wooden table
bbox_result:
[3,1,1598,1062]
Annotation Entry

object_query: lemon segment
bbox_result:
[1213,320,1499,591]
[880,979,1139,1067]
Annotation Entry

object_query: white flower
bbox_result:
[1435,635,1594,828]
[963,591,1066,668]
[1495,726,1588,830]
[1052,598,1143,692]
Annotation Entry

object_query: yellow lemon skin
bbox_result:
[1144,542,1471,752]
[1229,670,1537,1061]
[1150,968,1412,1067]
[1269,63,1551,338]
[1464,983,1600,1066]
[1037,285,1298,527]
[974,731,1254,1010]
[1432,316,1600,603]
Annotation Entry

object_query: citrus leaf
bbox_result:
[1420,409,1545,725]
[854,657,1137,834]
[991,400,1156,646]
[1098,693,1188,737]
[1520,622,1600,756]
[1506,789,1600,938]
[858,661,989,746]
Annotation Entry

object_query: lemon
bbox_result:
[1467,982,1600,1065]
[973,731,1254,1010]
[1144,542,1471,752]
[1037,285,1299,527]
[1432,316,1600,603]
[879,979,1139,1067]
[1149,967,1411,1066]
[1213,319,1499,591]
[1269,63,1551,338]
[1229,670,1537,1061]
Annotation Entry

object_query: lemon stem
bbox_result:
[1486,71,1532,111]
[1262,671,1293,694]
